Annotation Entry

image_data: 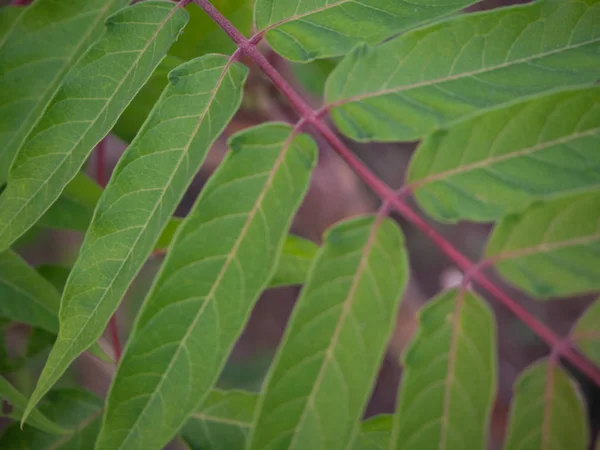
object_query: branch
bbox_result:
[191,0,600,387]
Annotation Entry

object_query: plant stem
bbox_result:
[96,138,122,363]
[191,0,600,386]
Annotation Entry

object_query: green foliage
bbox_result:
[254,0,477,62]
[267,234,319,288]
[0,0,129,184]
[392,289,496,450]
[326,0,600,142]
[571,298,600,365]
[503,360,588,450]
[486,192,600,298]
[95,124,317,450]
[0,1,189,253]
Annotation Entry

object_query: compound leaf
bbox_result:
[95,123,317,450]
[0,0,128,183]
[391,289,496,450]
[407,86,600,222]
[571,298,600,364]
[248,216,408,450]
[0,389,102,449]
[254,0,477,62]
[486,192,600,298]
[325,0,600,142]
[503,360,588,450]
[24,53,246,426]
[0,1,189,252]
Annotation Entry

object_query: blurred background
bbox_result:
[3,0,598,448]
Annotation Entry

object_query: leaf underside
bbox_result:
[95,123,317,450]
[248,216,408,450]
[0,1,189,253]
[392,289,497,450]
[486,191,600,298]
[326,0,600,142]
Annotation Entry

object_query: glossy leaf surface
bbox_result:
[326,0,600,142]
[254,0,477,62]
[95,124,317,450]
[0,1,189,252]
[503,360,588,450]
[486,192,600,298]
[0,0,128,183]
[248,216,408,450]
[392,289,496,450]
[407,86,600,222]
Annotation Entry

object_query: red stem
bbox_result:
[191,0,600,386]
[96,138,122,362]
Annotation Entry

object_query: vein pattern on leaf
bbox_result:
[325,0,600,142]
[392,289,496,450]
[19,1,189,425]
[571,298,600,365]
[0,1,188,253]
[254,0,477,62]
[95,123,317,450]
[0,0,128,183]
[407,86,600,222]
[248,216,407,450]
[486,191,600,298]
[503,360,588,450]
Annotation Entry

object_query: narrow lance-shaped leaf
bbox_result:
[391,289,497,450]
[0,0,129,182]
[0,389,102,450]
[254,0,478,62]
[95,124,317,450]
[571,298,600,364]
[486,192,600,298]
[0,1,189,252]
[325,0,600,142]
[407,86,600,222]
[248,216,408,450]
[23,53,246,424]
[0,377,66,435]
[503,360,588,450]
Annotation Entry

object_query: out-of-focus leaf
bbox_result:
[503,360,588,450]
[407,86,600,222]
[571,298,600,365]
[95,124,317,450]
[24,53,246,425]
[0,377,67,435]
[36,265,71,294]
[25,328,56,359]
[248,216,408,450]
[254,0,477,62]
[291,58,339,97]
[391,289,496,450]
[353,415,392,450]
[0,0,129,183]
[0,389,102,449]
[0,1,189,252]
[486,192,600,298]
[326,0,600,142]
[268,234,318,288]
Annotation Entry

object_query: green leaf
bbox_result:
[0,250,59,334]
[503,360,588,450]
[268,234,319,288]
[0,389,102,449]
[0,376,67,435]
[24,53,246,425]
[254,0,477,62]
[391,289,496,450]
[248,216,408,450]
[181,390,257,450]
[0,1,189,252]
[95,123,317,450]
[36,265,72,294]
[353,415,392,450]
[0,0,129,183]
[325,0,600,142]
[407,86,600,222]
[571,298,600,364]
[291,58,339,97]
[486,192,600,298]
